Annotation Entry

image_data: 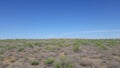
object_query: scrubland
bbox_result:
[0,39,120,68]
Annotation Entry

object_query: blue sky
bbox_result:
[0,0,120,39]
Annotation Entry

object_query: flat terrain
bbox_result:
[0,39,120,68]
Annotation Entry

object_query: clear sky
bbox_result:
[0,0,120,39]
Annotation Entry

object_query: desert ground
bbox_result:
[0,39,120,68]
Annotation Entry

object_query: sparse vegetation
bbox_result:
[96,41,106,49]
[73,43,81,52]
[45,57,55,64]
[18,47,24,52]
[0,39,120,68]
[54,61,61,68]
[73,44,80,52]
[45,46,53,51]
[54,56,73,68]
[30,60,39,65]
[7,45,16,50]
[27,43,34,48]
[0,49,5,54]
[0,55,4,61]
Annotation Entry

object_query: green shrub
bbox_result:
[45,57,54,64]
[54,56,73,68]
[0,49,5,54]
[27,43,34,48]
[45,46,53,51]
[54,61,61,68]
[96,42,106,50]
[7,45,16,50]
[73,44,80,52]
[64,44,71,47]
[34,42,42,46]
[18,47,24,52]
[72,40,82,52]
[30,60,39,65]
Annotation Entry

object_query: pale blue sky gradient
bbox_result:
[0,0,120,39]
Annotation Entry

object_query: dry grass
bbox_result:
[0,39,120,68]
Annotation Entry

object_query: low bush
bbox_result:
[54,56,73,68]
[45,57,54,64]
[30,60,39,65]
